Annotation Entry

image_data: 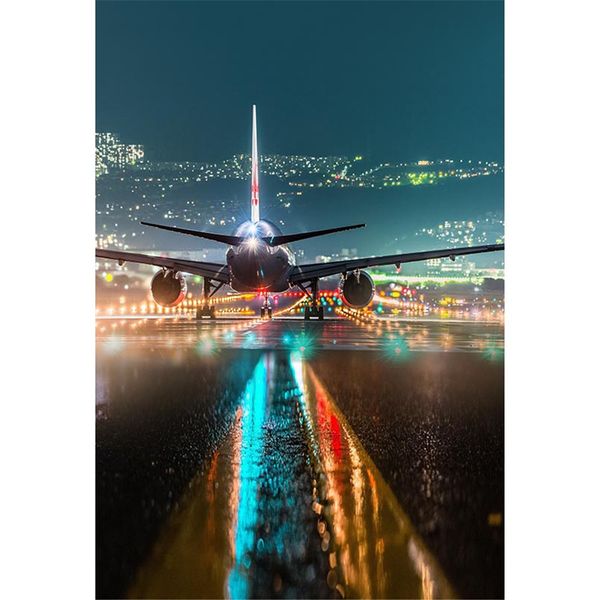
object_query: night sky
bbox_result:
[96,1,503,163]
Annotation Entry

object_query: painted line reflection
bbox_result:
[227,354,269,598]
[291,354,455,599]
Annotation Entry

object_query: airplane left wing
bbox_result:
[96,249,230,283]
[289,243,504,284]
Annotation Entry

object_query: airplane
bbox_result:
[96,105,504,320]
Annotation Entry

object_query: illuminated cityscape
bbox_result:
[96,137,502,188]
[96,134,504,269]
[95,132,144,177]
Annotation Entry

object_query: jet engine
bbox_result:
[150,269,187,307]
[340,270,375,308]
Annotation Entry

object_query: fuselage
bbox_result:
[226,219,295,293]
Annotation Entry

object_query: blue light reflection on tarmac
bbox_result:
[227,355,269,599]
[382,333,412,361]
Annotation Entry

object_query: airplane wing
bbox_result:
[96,248,230,283]
[289,243,504,284]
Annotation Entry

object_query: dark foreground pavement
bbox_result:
[96,317,503,598]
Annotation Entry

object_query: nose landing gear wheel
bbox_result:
[261,293,273,319]
[303,305,324,320]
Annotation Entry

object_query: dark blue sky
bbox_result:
[97,1,503,162]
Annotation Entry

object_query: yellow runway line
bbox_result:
[128,407,244,599]
[294,359,455,599]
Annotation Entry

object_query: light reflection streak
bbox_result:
[347,428,371,599]
[227,355,269,599]
[367,467,386,597]
[227,407,243,563]
[408,538,435,600]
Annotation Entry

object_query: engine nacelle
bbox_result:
[150,269,187,307]
[341,270,375,308]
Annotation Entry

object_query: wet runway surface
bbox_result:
[97,316,503,599]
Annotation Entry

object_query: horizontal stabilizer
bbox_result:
[263,223,365,247]
[141,221,245,245]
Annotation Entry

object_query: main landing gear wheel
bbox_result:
[260,293,273,319]
[260,307,273,320]
[196,305,216,319]
[300,278,325,320]
[195,276,224,320]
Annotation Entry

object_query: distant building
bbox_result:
[315,255,332,264]
[416,216,504,248]
[96,133,144,177]
[315,248,357,264]
[426,256,471,276]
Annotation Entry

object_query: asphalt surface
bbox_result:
[96,316,503,599]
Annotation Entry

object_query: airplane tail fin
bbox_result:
[251,104,260,222]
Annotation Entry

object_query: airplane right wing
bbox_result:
[95,248,230,283]
[289,243,504,284]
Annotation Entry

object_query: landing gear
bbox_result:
[303,305,324,320]
[195,277,222,320]
[299,278,325,320]
[196,305,216,319]
[260,293,273,319]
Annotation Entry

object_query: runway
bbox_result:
[96,315,503,598]
[96,313,504,354]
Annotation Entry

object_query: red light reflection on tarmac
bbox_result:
[293,356,455,599]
